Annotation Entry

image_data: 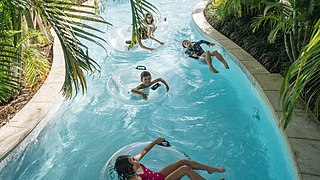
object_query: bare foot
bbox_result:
[224,63,229,69]
[208,168,225,174]
[210,67,219,73]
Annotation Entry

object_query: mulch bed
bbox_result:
[0,44,53,128]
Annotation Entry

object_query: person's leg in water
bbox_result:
[202,51,219,73]
[210,50,229,69]
[159,159,225,180]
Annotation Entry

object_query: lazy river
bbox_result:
[0,0,297,179]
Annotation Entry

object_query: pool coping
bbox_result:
[192,1,320,179]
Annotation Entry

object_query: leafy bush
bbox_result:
[204,5,290,74]
[22,45,50,89]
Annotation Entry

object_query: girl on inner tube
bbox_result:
[114,137,226,180]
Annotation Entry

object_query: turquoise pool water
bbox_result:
[0,0,297,179]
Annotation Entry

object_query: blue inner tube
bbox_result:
[102,141,189,180]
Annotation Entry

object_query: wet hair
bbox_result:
[144,12,154,24]
[114,155,136,180]
[182,40,188,48]
[140,71,151,81]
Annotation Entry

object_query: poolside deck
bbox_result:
[0,0,319,179]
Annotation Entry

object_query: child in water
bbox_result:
[131,71,169,100]
[126,12,164,51]
[182,39,229,73]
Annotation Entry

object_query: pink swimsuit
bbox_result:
[138,163,165,180]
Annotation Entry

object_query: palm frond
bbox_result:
[280,18,320,128]
[0,39,21,102]
[27,0,112,98]
[22,45,50,89]
[251,14,282,33]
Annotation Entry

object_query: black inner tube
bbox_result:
[136,65,147,70]
[151,83,161,90]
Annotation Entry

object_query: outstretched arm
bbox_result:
[134,137,165,161]
[131,85,148,100]
[195,40,215,47]
[207,42,215,47]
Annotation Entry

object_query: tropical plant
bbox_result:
[22,45,50,89]
[207,0,320,128]
[0,31,21,103]
[14,27,50,90]
[250,0,320,128]
[205,13,289,73]
[0,0,111,102]
[0,0,158,103]
[280,18,320,128]
[251,0,320,62]
[211,0,265,21]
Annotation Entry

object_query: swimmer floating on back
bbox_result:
[182,39,229,73]
[131,71,169,100]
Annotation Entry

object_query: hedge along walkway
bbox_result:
[0,30,65,167]
[193,1,320,180]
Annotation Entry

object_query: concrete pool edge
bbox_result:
[192,1,320,179]
[0,30,65,165]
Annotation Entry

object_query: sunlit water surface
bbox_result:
[0,0,297,179]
